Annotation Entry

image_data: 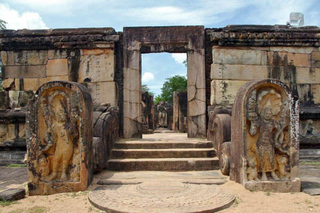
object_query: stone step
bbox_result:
[111,148,216,159]
[114,141,213,149]
[107,157,219,171]
[0,151,26,166]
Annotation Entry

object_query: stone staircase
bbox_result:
[107,133,219,171]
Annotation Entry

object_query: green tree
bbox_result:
[141,84,154,96]
[0,19,6,30]
[156,75,187,103]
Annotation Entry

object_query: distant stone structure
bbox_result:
[230,79,300,192]
[27,81,93,195]
[173,91,188,133]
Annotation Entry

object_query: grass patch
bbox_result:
[7,164,26,168]
[300,161,320,165]
[0,200,19,207]
[232,197,240,207]
[26,206,47,213]
[265,191,271,196]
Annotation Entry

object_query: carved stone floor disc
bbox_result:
[89,180,235,213]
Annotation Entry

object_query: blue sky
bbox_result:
[1,0,320,96]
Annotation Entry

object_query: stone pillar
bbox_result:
[123,41,142,138]
[27,81,93,195]
[173,92,179,131]
[230,79,300,192]
[187,49,206,138]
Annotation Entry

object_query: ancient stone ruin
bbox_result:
[230,79,300,192]
[27,81,93,195]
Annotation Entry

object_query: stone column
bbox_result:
[123,41,142,138]
[187,49,206,138]
[173,92,179,131]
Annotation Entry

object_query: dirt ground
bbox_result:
[0,166,319,213]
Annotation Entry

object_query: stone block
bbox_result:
[267,52,310,67]
[23,78,40,91]
[78,49,115,83]
[211,64,269,80]
[87,82,118,107]
[1,50,48,66]
[47,50,68,59]
[311,84,320,104]
[230,79,300,192]
[210,80,247,106]
[296,67,320,84]
[9,91,19,108]
[3,65,46,78]
[269,47,316,54]
[46,59,69,77]
[0,188,25,201]
[1,78,16,90]
[212,48,267,65]
[27,81,93,195]
[0,91,9,110]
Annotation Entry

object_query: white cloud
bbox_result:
[142,72,155,83]
[171,53,187,65]
[0,4,47,29]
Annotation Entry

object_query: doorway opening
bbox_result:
[141,53,187,136]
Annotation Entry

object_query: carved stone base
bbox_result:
[244,178,301,193]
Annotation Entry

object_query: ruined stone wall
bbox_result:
[0,29,120,160]
[0,28,120,108]
[206,25,320,146]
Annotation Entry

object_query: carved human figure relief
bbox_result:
[39,91,80,182]
[247,89,291,182]
[157,101,167,127]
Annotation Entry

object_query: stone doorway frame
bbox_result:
[123,26,206,138]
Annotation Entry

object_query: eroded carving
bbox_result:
[27,81,93,195]
[247,88,291,181]
[38,90,80,182]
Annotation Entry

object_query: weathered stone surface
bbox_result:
[0,188,25,201]
[92,107,119,173]
[0,50,48,66]
[3,65,46,78]
[230,79,300,192]
[269,47,316,54]
[210,80,247,106]
[93,137,105,174]
[89,180,234,213]
[46,59,68,77]
[1,78,16,90]
[0,92,9,110]
[27,81,93,195]
[78,49,115,83]
[267,52,310,67]
[86,82,118,107]
[211,64,269,80]
[212,48,267,65]
[23,78,40,91]
[296,68,320,84]
[38,76,69,87]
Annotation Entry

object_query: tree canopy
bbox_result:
[155,75,187,103]
[0,19,6,30]
[141,84,154,96]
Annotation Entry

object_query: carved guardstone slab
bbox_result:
[27,81,93,195]
[230,79,300,192]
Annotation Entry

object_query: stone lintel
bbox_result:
[207,25,320,47]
